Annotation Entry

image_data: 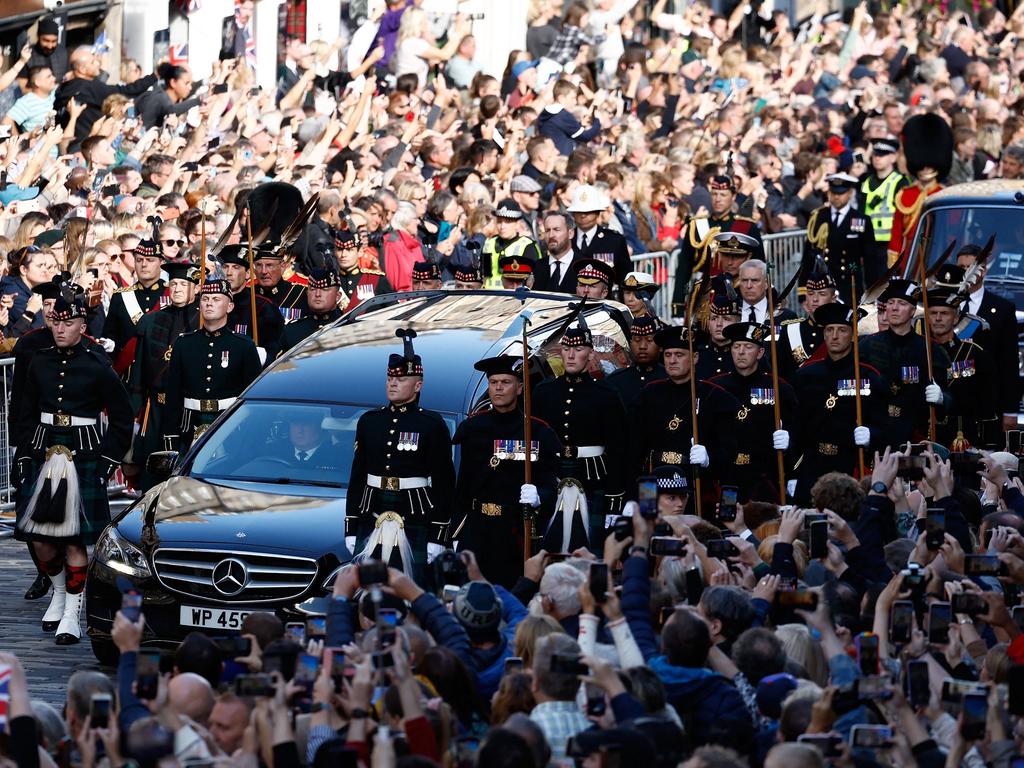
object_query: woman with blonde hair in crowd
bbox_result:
[774,624,829,688]
[11,212,49,251]
[512,615,564,670]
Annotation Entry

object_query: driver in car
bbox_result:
[275,408,342,471]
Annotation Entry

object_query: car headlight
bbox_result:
[95,527,152,578]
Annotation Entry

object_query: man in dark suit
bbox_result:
[802,173,878,304]
[566,185,631,281]
[534,211,581,293]
[274,408,344,472]
[954,247,1021,430]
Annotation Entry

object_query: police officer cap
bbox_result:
[494,199,524,220]
[474,355,522,378]
[872,137,899,155]
[878,279,919,304]
[722,321,767,344]
[652,325,693,351]
[653,465,689,493]
[813,302,865,327]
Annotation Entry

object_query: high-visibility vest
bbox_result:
[481,235,536,288]
[862,172,905,243]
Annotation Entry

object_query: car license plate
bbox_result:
[180,605,255,630]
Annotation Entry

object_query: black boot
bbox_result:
[24,572,51,601]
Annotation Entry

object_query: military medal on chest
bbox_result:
[221,350,230,368]
[668,415,681,431]
[397,432,420,451]
[825,394,838,410]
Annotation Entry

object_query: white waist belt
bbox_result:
[569,446,605,458]
[184,397,236,412]
[367,474,431,490]
[41,412,97,427]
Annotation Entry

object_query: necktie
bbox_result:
[581,233,589,251]
[298,451,310,463]
[747,305,756,323]
[551,260,562,286]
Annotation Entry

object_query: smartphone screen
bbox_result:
[136,651,161,701]
[285,622,306,646]
[1009,664,1024,716]
[121,590,142,623]
[637,476,658,519]
[851,725,893,749]
[890,600,914,645]
[809,520,828,560]
[961,692,988,739]
[908,659,930,708]
[856,633,880,676]
[1008,429,1022,454]
[929,602,952,645]
[718,485,738,522]
[504,657,524,675]
[926,509,946,550]
[90,694,112,729]
[589,563,608,604]
[294,653,319,687]
[306,616,327,638]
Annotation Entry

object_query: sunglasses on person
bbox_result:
[162,239,185,247]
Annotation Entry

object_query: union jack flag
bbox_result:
[169,42,189,67]
[0,664,11,733]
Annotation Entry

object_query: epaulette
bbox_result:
[734,215,757,223]
[363,269,386,276]
[114,286,135,294]
[782,318,803,326]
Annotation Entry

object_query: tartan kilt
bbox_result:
[180,409,219,451]
[354,518,429,584]
[15,428,110,546]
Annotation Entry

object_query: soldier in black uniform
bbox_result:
[12,298,133,645]
[254,247,308,322]
[671,176,765,315]
[708,322,800,502]
[346,330,455,579]
[451,355,561,586]
[279,268,344,354]
[802,174,878,304]
[498,255,537,289]
[453,265,483,290]
[161,278,263,452]
[128,263,200,489]
[629,326,740,497]
[606,315,666,410]
[860,279,952,448]
[777,259,838,379]
[533,320,627,552]
[793,303,885,503]
[410,261,443,291]
[103,237,168,376]
[10,277,109,602]
[695,289,740,381]
[571,259,617,301]
[220,244,285,363]
[335,229,393,311]
[925,283,999,448]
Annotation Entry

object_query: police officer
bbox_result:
[861,137,908,270]
[925,283,998,448]
[410,261,443,291]
[671,176,764,315]
[220,243,286,362]
[453,265,484,290]
[606,315,666,410]
[695,288,740,381]
[793,303,884,503]
[481,200,543,288]
[279,268,344,354]
[709,322,800,501]
[803,173,877,303]
[571,258,616,300]
[859,279,951,448]
[162,278,263,452]
[10,277,109,602]
[533,320,627,552]
[451,355,561,586]
[335,229,392,311]
[629,326,739,494]
[777,259,838,379]
[104,237,168,375]
[128,263,200,489]
[346,329,456,580]
[12,297,133,645]
[254,247,309,321]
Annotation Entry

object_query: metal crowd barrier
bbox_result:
[0,356,126,534]
[630,229,806,319]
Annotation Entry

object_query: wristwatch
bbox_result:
[629,545,648,557]
[349,707,370,719]
[871,481,888,494]
[311,702,331,713]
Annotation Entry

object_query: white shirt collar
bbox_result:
[967,286,985,313]
[577,226,598,247]
[295,445,320,460]
[830,201,853,220]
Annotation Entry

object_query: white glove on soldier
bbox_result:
[520,483,540,508]
[99,338,115,353]
[426,543,444,563]
[924,383,943,404]
[772,430,790,451]
[854,426,871,446]
[689,444,710,468]
[786,479,797,498]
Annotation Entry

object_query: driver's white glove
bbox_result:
[924,383,943,404]
[772,430,790,451]
[854,426,871,447]
[99,337,115,353]
[689,443,709,468]
[426,543,444,563]
[520,483,540,508]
